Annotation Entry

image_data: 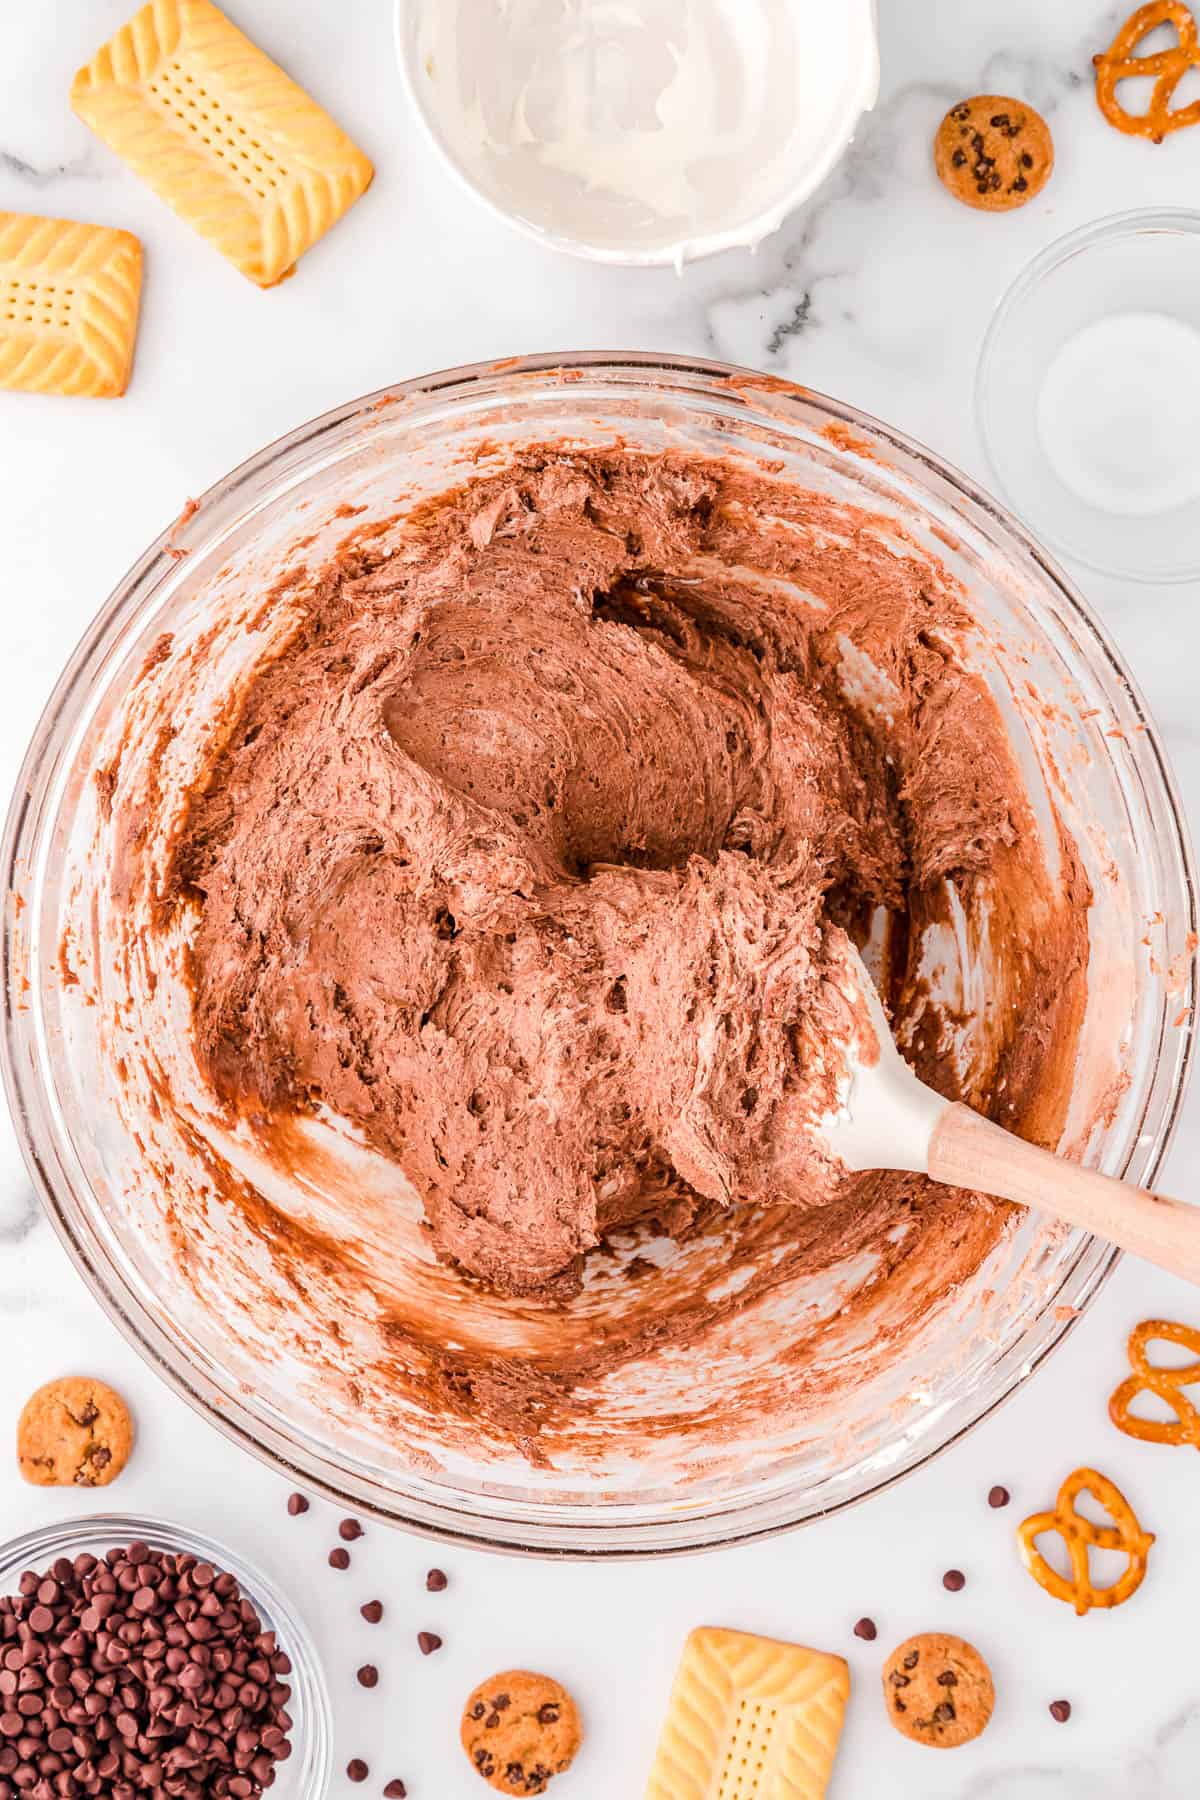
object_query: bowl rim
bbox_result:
[3,350,1196,1556]
[976,205,1200,584]
[0,1511,332,1800]
[390,0,881,266]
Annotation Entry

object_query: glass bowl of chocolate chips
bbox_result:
[0,1517,331,1800]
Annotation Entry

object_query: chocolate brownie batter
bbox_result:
[163,447,1088,1307]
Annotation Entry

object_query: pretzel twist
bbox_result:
[1110,1317,1200,1449]
[1094,1,1200,142]
[1017,1467,1155,1615]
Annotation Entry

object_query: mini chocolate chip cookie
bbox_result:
[17,1376,134,1487]
[882,1632,994,1748]
[935,94,1054,210]
[461,1670,581,1795]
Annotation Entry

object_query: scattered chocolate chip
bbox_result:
[360,1600,384,1624]
[425,1568,448,1593]
[853,1617,877,1642]
[932,1701,956,1724]
[1050,1699,1072,1723]
[384,1783,407,1798]
[942,1569,966,1592]
[347,1757,369,1782]
[286,1493,309,1516]
[357,1665,379,1689]
[988,1485,1010,1509]
[417,1632,442,1656]
[339,1519,364,1543]
[328,1548,351,1571]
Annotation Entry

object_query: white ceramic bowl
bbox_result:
[394,0,880,266]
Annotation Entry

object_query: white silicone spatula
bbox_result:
[815,941,1200,1285]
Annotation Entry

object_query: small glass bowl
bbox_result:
[0,1516,331,1800]
[977,208,1200,582]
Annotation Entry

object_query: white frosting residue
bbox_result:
[404,0,879,262]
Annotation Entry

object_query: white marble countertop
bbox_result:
[3,2,1200,1795]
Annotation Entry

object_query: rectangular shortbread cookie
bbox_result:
[645,1627,851,1799]
[72,0,373,287]
[0,212,142,397]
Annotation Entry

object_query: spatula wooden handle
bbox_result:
[928,1102,1200,1287]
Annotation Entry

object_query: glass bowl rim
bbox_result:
[975,205,1200,585]
[0,1511,332,1800]
[3,350,1196,1557]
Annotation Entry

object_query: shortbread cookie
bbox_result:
[0,213,141,396]
[72,0,373,286]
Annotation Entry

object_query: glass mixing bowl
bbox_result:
[2,354,1195,1556]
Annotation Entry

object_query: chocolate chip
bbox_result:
[902,1651,920,1671]
[356,1666,378,1690]
[485,1711,500,1729]
[933,1701,956,1724]
[853,1617,877,1641]
[1050,1699,1072,1722]
[470,1703,486,1721]
[286,1494,309,1516]
[338,1519,363,1543]
[942,1569,966,1592]
[988,1485,1010,1508]
[991,113,1009,127]
[504,1764,523,1784]
[889,1672,910,1688]
[0,1542,293,1799]
[952,149,967,166]
[417,1633,442,1656]
[1021,152,1034,168]
[360,1601,383,1624]
[536,1703,560,1724]
[1012,176,1028,192]
[425,1568,448,1593]
[384,1783,407,1797]
[936,1670,958,1686]
[493,1694,510,1710]
[328,1548,350,1571]
[347,1757,369,1782]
